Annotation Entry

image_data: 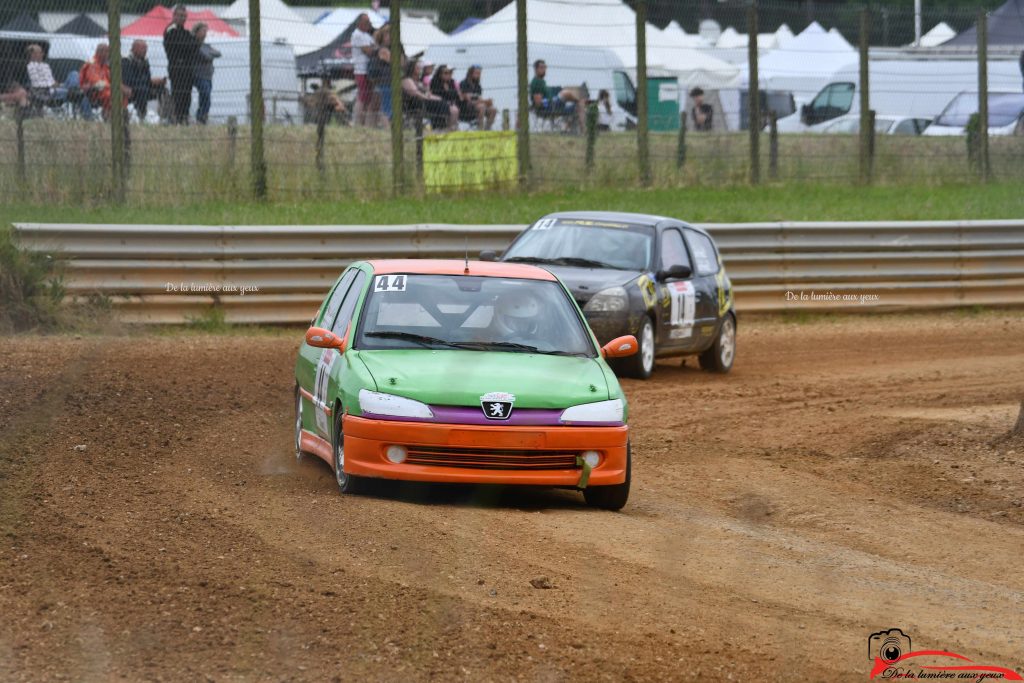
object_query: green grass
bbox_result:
[3,182,1023,227]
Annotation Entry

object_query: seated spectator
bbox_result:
[428,64,462,131]
[421,62,435,89]
[596,89,613,131]
[79,43,131,119]
[122,39,166,122]
[690,87,713,131]
[1,81,30,110]
[401,59,456,132]
[529,59,585,130]
[459,65,496,130]
[25,44,67,106]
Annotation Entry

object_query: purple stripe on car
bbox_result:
[361,405,623,427]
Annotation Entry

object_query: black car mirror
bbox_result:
[479,250,498,262]
[656,264,691,281]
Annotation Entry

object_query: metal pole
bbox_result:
[914,0,922,47]
[977,9,990,182]
[747,3,760,185]
[769,112,778,181]
[585,102,597,176]
[15,106,25,186]
[858,8,871,184]
[108,0,125,203]
[635,0,650,187]
[676,112,686,169]
[390,0,404,195]
[248,0,266,199]
[515,0,530,189]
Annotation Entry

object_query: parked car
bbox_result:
[923,92,1024,136]
[294,259,638,510]
[486,211,736,380]
[811,113,931,135]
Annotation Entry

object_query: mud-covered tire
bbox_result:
[618,317,655,380]
[332,407,365,494]
[583,442,631,511]
[699,312,736,374]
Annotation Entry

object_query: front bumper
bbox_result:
[343,415,629,486]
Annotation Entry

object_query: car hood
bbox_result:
[540,265,642,306]
[354,349,612,408]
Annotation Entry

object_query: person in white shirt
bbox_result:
[25,44,67,106]
[351,13,377,126]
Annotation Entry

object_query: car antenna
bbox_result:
[464,237,470,274]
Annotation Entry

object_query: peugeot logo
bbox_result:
[480,391,515,420]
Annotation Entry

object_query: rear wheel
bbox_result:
[332,407,365,494]
[699,313,736,373]
[583,442,631,511]
[618,317,655,380]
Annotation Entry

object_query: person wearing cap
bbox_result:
[459,65,496,130]
[690,87,713,132]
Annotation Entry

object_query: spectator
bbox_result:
[164,4,199,124]
[402,59,456,132]
[351,13,376,126]
[529,59,584,129]
[192,23,220,125]
[459,65,496,130]
[79,43,131,120]
[1,82,29,110]
[25,44,67,107]
[690,87,713,131]
[122,39,166,122]
[596,89,613,131]
[368,24,393,125]
[421,62,435,89]
[429,64,462,131]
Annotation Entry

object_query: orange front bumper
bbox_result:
[342,415,629,486]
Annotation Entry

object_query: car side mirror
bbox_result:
[305,326,346,352]
[656,264,691,281]
[479,250,497,262]
[601,335,638,359]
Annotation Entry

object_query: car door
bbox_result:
[654,227,700,352]
[683,229,724,348]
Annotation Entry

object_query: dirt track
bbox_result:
[2,312,1023,682]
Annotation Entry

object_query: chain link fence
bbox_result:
[1,0,1022,206]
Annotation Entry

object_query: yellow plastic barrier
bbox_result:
[422,131,518,192]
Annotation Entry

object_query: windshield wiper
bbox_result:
[504,256,558,265]
[364,331,465,349]
[457,340,586,357]
[551,256,618,269]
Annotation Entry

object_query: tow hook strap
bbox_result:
[575,455,592,489]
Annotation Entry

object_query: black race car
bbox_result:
[481,211,736,379]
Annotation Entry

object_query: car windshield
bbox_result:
[503,218,654,271]
[355,274,595,357]
[934,93,1024,128]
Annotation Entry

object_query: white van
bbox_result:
[775,59,1024,133]
[423,42,638,131]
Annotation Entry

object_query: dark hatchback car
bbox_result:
[482,211,736,379]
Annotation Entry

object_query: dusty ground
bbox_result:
[1,311,1023,682]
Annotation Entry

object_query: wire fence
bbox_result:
[0,0,1022,206]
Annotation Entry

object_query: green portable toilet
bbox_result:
[647,76,680,131]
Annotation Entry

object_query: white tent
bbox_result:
[401,16,449,55]
[451,0,738,89]
[315,7,389,37]
[662,20,708,48]
[918,22,957,47]
[221,0,333,54]
[737,21,856,104]
[774,24,795,46]
[715,26,782,49]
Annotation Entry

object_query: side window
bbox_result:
[892,119,917,135]
[685,231,719,276]
[332,271,367,336]
[659,229,691,272]
[320,270,356,328]
[828,83,855,114]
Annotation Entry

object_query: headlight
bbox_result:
[560,399,624,424]
[583,286,628,312]
[358,390,434,419]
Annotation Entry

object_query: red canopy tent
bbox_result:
[122,6,239,38]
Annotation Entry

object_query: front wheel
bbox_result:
[618,317,655,380]
[583,442,631,511]
[699,312,736,373]
[332,408,365,495]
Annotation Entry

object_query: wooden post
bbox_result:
[977,10,990,182]
[858,8,871,185]
[15,106,25,186]
[585,102,598,176]
[747,3,760,185]
[248,0,267,199]
[768,112,778,181]
[676,111,686,169]
[315,98,328,177]
[227,116,238,167]
[415,114,424,185]
[108,0,125,203]
[390,0,404,195]
[867,109,876,181]
[501,109,510,131]
[635,0,650,187]
[515,0,530,189]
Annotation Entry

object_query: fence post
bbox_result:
[747,3,761,185]
[315,97,328,177]
[768,112,778,181]
[501,109,510,131]
[515,0,530,189]
[977,9,990,182]
[123,116,131,178]
[390,0,404,195]
[15,106,25,186]
[415,114,424,185]
[867,109,876,181]
[585,102,598,176]
[227,116,238,167]
[858,8,871,185]
[248,0,267,199]
[635,0,651,187]
[108,0,125,203]
[676,111,686,169]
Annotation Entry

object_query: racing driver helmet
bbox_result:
[494,290,542,337]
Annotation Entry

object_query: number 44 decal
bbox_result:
[374,275,407,292]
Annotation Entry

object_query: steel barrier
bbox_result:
[12,221,1024,323]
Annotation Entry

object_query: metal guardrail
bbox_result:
[12,221,1024,323]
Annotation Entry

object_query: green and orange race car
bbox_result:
[294,259,638,510]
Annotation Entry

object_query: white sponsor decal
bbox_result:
[668,281,695,338]
[313,348,338,436]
